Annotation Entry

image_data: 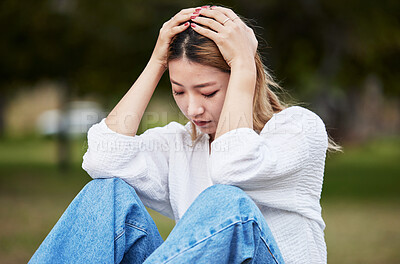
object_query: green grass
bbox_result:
[323,200,400,264]
[322,137,400,201]
[0,136,399,263]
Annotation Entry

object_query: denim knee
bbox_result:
[82,178,132,195]
[200,184,251,204]
[193,184,262,222]
[84,177,125,189]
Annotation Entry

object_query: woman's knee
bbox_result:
[79,178,148,225]
[204,183,243,194]
[200,184,250,203]
[83,177,129,191]
[80,178,137,202]
[194,184,260,220]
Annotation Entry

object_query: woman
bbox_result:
[30,6,332,264]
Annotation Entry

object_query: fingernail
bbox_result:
[195,8,201,11]
[201,5,209,8]
[191,23,196,28]
[190,15,197,20]
[184,22,189,26]
[211,6,217,9]
[193,10,199,14]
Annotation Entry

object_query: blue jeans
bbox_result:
[29,178,284,263]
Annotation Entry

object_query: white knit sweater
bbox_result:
[82,106,328,263]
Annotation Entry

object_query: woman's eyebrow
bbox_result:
[193,82,217,88]
[170,79,217,88]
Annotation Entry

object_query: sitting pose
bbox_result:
[29,6,335,264]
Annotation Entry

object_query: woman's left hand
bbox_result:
[190,6,258,68]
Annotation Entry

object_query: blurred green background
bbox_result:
[0,0,399,263]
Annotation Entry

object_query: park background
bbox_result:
[0,0,399,263]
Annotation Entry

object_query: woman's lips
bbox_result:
[193,120,211,127]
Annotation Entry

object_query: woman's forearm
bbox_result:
[214,60,256,141]
[105,59,166,136]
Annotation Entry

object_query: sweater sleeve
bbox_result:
[209,106,326,209]
[82,118,177,219]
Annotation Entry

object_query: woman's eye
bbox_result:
[173,91,184,96]
[203,91,218,98]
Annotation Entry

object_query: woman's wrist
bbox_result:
[230,58,257,91]
[230,58,256,74]
[148,56,168,74]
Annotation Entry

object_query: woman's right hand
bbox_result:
[150,7,197,70]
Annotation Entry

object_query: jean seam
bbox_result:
[126,222,148,235]
[162,218,280,264]
[114,222,148,242]
[255,223,280,264]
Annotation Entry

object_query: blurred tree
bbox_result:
[237,0,400,138]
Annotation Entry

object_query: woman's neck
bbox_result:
[209,133,215,143]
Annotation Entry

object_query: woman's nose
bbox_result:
[187,98,205,118]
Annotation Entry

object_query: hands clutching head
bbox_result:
[150,6,258,70]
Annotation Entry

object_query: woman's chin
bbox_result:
[196,125,215,135]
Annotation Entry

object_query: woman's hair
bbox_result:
[167,22,340,152]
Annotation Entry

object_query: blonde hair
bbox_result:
[167,25,340,152]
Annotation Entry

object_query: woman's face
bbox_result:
[168,58,230,141]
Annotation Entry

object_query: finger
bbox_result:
[196,8,230,26]
[170,21,191,36]
[190,23,218,41]
[210,6,243,25]
[190,16,224,32]
[210,6,238,19]
[176,7,199,16]
[169,7,198,25]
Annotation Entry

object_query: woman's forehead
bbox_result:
[168,59,229,84]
